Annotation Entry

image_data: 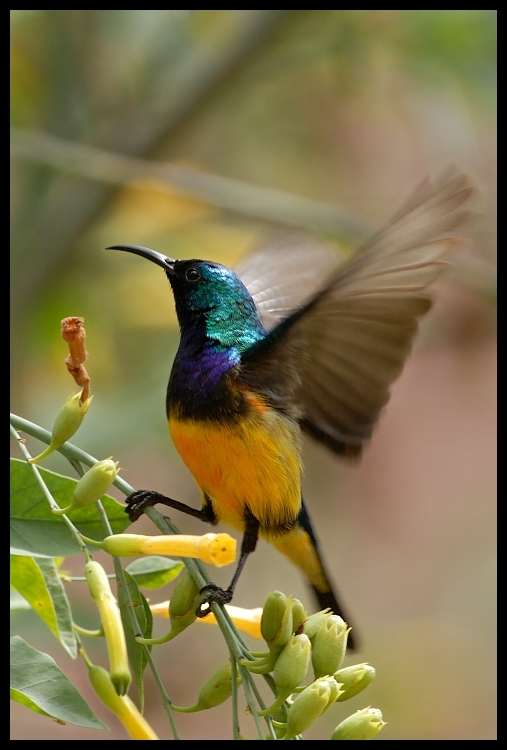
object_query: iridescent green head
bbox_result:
[107,244,266,352]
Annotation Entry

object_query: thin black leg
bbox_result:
[196,509,260,617]
[125,489,217,524]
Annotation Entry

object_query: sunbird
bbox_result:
[109,167,474,650]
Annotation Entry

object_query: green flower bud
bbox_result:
[291,598,307,635]
[273,633,311,694]
[311,615,349,678]
[270,600,294,649]
[260,591,290,644]
[53,458,119,514]
[28,391,93,464]
[323,677,344,711]
[331,707,386,740]
[282,677,336,740]
[254,591,295,672]
[259,634,311,716]
[334,663,376,702]
[172,663,242,712]
[87,664,158,739]
[84,561,131,696]
[168,571,201,637]
[302,608,332,640]
[133,571,201,646]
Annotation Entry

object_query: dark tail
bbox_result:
[272,498,358,651]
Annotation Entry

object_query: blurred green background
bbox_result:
[11,10,496,740]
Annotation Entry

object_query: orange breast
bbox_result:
[168,409,303,532]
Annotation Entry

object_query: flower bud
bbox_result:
[302,608,332,640]
[243,592,295,674]
[84,560,131,696]
[334,663,376,702]
[259,634,311,716]
[88,664,158,739]
[291,598,307,634]
[260,591,290,644]
[172,663,242,712]
[273,633,311,694]
[331,707,386,740]
[133,571,201,645]
[270,602,294,648]
[311,615,349,678]
[167,571,201,637]
[324,677,344,710]
[52,458,119,514]
[282,677,337,740]
[264,592,295,669]
[28,391,93,463]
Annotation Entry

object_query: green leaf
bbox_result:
[37,558,78,658]
[10,555,78,658]
[10,687,54,719]
[10,458,130,557]
[126,556,184,589]
[10,636,107,729]
[116,570,153,712]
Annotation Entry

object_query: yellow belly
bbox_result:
[168,410,303,532]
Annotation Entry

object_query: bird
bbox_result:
[108,166,475,650]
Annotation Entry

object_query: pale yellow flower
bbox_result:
[150,601,263,639]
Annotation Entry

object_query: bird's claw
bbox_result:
[124,490,158,522]
[195,584,233,618]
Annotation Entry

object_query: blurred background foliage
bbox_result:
[11,10,496,740]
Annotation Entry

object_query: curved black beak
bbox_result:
[106,244,175,274]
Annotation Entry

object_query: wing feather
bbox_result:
[239,168,476,457]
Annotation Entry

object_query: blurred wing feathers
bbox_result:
[235,232,338,330]
[240,168,476,457]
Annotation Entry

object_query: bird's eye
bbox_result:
[185,267,201,282]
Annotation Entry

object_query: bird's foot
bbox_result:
[195,584,233,618]
[124,490,159,522]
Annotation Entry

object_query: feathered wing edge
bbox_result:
[240,167,476,457]
[234,231,339,331]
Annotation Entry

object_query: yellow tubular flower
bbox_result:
[100,532,236,567]
[84,561,131,696]
[150,601,263,639]
[88,664,158,740]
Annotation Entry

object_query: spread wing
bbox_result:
[239,166,476,458]
[235,232,339,331]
